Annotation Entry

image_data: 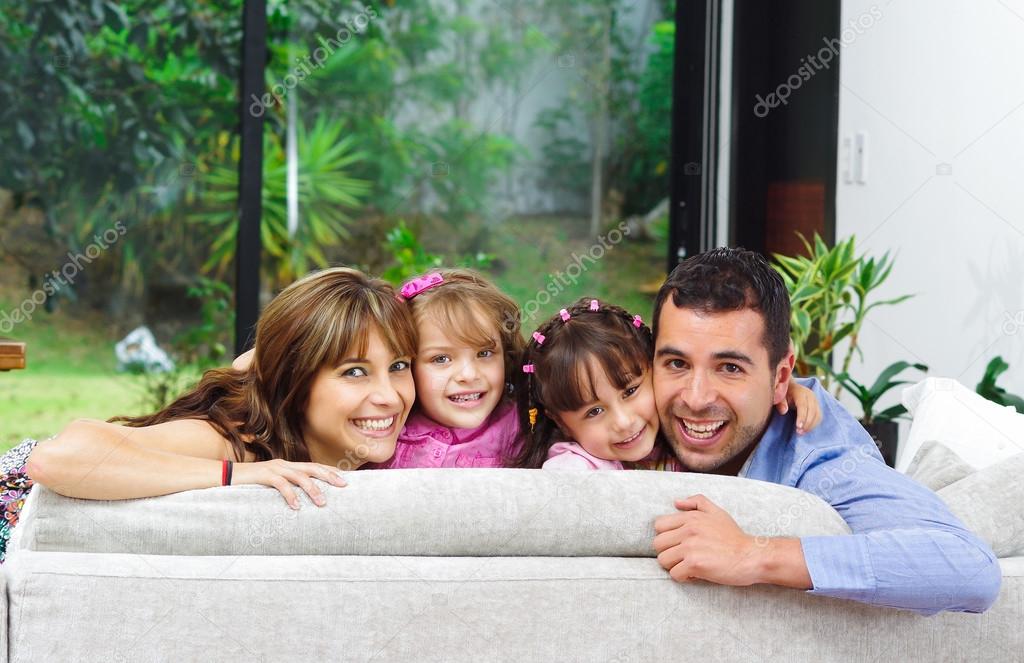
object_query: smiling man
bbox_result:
[649,247,1001,614]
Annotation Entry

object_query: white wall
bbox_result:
[835,0,1024,445]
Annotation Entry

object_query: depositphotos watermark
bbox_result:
[249,6,379,117]
[519,221,631,324]
[0,221,127,334]
[753,5,883,118]
[1002,310,1024,336]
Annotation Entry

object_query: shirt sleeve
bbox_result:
[796,441,1002,614]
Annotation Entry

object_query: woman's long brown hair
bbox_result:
[111,268,417,464]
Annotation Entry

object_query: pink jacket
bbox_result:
[368,400,520,469]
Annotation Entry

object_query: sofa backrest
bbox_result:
[12,469,850,557]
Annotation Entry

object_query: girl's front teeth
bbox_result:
[449,393,482,402]
[353,416,395,431]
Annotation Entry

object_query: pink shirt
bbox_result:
[368,400,520,469]
[542,442,623,470]
[542,441,685,472]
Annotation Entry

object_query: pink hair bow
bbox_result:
[400,272,444,299]
[522,363,535,373]
[589,300,599,311]
[532,331,546,345]
[632,315,643,328]
[559,309,571,322]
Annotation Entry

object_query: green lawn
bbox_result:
[488,216,666,327]
[0,215,667,452]
[0,298,143,452]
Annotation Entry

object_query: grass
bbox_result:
[0,296,143,452]
[487,215,666,327]
[0,215,667,452]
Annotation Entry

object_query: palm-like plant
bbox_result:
[192,115,370,287]
[773,233,913,394]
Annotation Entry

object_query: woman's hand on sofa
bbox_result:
[232,459,347,510]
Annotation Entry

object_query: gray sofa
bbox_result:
[3,468,1021,662]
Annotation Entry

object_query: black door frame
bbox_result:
[234,0,267,355]
[667,0,722,274]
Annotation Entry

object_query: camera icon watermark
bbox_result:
[52,52,71,69]
[431,161,450,178]
[935,162,953,176]
[557,53,576,68]
[179,162,197,178]
[1001,310,1024,336]
[684,162,702,176]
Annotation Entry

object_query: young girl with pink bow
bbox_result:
[367,269,525,468]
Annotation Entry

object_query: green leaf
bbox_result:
[866,361,928,398]
[874,404,909,422]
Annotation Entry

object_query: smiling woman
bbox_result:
[22,268,417,514]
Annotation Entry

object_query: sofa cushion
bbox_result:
[5,551,1023,662]
[904,440,975,491]
[898,378,1024,472]
[938,453,1024,558]
[15,469,850,557]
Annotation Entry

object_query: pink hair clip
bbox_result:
[522,363,535,373]
[400,272,444,299]
[632,315,643,328]
[559,309,571,322]
[532,331,546,345]
[589,300,599,311]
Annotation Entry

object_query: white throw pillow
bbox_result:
[897,377,1024,472]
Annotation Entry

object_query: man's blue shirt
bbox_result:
[741,378,1001,614]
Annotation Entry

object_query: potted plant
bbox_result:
[976,356,1024,414]
[773,234,919,466]
[807,359,927,466]
[773,233,914,390]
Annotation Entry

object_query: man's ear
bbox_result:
[771,346,796,405]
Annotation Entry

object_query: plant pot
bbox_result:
[862,420,898,468]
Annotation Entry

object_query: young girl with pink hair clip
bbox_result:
[367,268,526,468]
[511,298,821,470]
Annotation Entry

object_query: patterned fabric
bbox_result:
[0,437,40,563]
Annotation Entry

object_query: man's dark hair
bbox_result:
[652,247,791,367]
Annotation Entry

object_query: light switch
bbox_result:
[854,131,868,184]
[841,135,853,184]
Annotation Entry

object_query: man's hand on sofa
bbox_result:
[653,494,813,590]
